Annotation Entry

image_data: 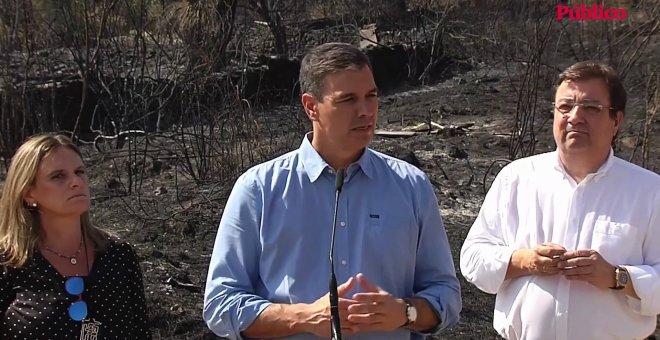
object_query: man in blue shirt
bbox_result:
[203,42,461,339]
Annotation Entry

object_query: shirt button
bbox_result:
[340,221,346,227]
[341,260,347,265]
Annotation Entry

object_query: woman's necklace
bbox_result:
[43,236,83,265]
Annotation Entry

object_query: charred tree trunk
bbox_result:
[252,0,288,56]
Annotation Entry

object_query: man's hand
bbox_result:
[506,243,566,279]
[346,273,407,333]
[301,276,359,336]
[558,249,616,289]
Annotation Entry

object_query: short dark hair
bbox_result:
[556,61,626,119]
[299,42,372,99]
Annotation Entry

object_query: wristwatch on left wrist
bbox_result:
[403,298,418,327]
[610,265,629,290]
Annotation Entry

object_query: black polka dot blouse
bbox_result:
[1,238,152,339]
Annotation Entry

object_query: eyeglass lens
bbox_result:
[556,101,603,114]
[65,276,87,321]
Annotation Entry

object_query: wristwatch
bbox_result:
[403,299,418,326]
[610,266,629,290]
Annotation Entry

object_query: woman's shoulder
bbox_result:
[0,251,12,270]
[0,251,15,279]
[95,236,146,279]
[98,234,141,259]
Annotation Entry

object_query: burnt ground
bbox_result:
[69,56,660,340]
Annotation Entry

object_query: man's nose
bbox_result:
[565,105,586,123]
[357,99,375,117]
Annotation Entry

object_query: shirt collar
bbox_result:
[350,147,374,180]
[553,148,615,178]
[299,132,375,182]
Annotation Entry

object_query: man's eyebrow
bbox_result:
[556,97,603,103]
[332,92,355,101]
[580,98,604,103]
[330,86,379,102]
[335,88,378,98]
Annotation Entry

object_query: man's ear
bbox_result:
[612,110,624,133]
[301,93,319,122]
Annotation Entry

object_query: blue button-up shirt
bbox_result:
[204,134,461,339]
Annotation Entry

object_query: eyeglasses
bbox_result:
[65,276,87,321]
[553,101,613,116]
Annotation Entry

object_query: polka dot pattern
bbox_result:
[1,238,151,339]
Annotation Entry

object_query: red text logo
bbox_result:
[556,4,627,21]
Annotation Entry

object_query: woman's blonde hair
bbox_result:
[0,134,109,268]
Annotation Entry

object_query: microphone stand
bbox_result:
[329,168,345,340]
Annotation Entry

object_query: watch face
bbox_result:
[619,270,629,285]
[408,305,418,321]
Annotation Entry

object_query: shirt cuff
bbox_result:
[409,294,443,334]
[622,265,659,316]
[238,300,273,335]
[205,297,273,339]
[470,245,517,294]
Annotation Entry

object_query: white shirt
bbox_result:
[460,150,660,340]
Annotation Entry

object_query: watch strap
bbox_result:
[403,299,414,326]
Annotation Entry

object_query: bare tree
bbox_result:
[642,71,659,170]
[245,0,289,56]
[163,0,238,71]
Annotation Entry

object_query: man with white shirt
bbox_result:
[460,61,660,340]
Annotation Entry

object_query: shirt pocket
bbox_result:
[367,213,382,227]
[366,213,416,255]
[591,220,636,264]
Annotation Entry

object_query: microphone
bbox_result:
[329,168,345,340]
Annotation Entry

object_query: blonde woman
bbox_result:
[0,134,151,339]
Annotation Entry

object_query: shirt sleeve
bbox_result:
[623,191,660,316]
[459,166,518,295]
[412,174,462,332]
[123,244,152,339]
[203,173,272,340]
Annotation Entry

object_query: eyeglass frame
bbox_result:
[552,101,614,116]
